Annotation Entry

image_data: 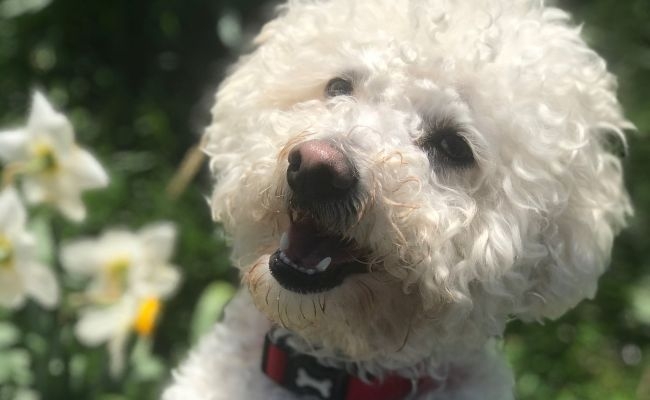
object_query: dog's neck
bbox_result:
[267,327,436,377]
[262,327,448,399]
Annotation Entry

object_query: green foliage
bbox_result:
[0,0,258,398]
[506,1,650,399]
[190,281,236,344]
[0,0,648,399]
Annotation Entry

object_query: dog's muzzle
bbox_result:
[267,139,369,294]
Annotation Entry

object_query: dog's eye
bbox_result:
[438,133,473,162]
[325,77,353,97]
[419,128,475,168]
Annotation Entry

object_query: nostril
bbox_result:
[288,148,302,172]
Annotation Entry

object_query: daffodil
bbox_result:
[74,294,166,376]
[0,91,109,221]
[0,187,59,309]
[61,223,180,375]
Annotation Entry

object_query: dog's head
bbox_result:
[204,0,631,368]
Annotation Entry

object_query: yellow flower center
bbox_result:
[30,143,59,173]
[103,257,130,300]
[0,235,14,269]
[2,142,61,185]
[133,297,161,337]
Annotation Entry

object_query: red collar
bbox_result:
[261,333,440,400]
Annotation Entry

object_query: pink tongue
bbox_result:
[284,217,356,269]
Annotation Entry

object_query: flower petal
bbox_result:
[21,262,59,308]
[28,91,74,148]
[134,265,180,299]
[56,193,86,222]
[75,299,134,346]
[0,268,26,309]
[108,329,129,377]
[155,265,181,298]
[61,239,103,275]
[21,178,48,204]
[0,129,27,163]
[0,187,27,236]
[139,222,177,264]
[68,149,109,189]
[13,232,36,259]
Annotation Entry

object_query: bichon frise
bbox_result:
[164,0,632,399]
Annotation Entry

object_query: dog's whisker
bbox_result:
[311,298,317,319]
[318,294,326,314]
[264,285,272,306]
[277,291,288,328]
[298,297,307,321]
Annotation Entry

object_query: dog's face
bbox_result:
[205,0,630,367]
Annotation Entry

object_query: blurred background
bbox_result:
[0,0,648,399]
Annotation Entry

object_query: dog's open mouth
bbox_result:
[269,211,369,294]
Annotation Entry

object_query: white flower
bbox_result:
[0,91,109,221]
[62,223,180,302]
[0,187,59,309]
[75,294,164,376]
[61,222,180,375]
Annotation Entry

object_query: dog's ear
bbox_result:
[516,124,632,321]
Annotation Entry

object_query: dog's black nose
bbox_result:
[287,139,357,201]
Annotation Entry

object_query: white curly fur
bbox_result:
[164,0,632,398]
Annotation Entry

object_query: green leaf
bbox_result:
[130,338,164,381]
[24,333,47,357]
[13,388,39,400]
[96,395,128,400]
[69,354,87,392]
[0,348,33,385]
[190,281,236,343]
[0,322,19,349]
[28,213,54,265]
[630,276,650,325]
[0,0,52,18]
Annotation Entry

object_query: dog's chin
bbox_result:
[241,207,431,359]
[243,221,428,360]
[245,259,424,360]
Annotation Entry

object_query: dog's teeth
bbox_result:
[280,232,289,251]
[279,250,331,275]
[280,251,293,266]
[315,257,332,272]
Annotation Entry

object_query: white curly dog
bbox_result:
[164,0,632,399]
